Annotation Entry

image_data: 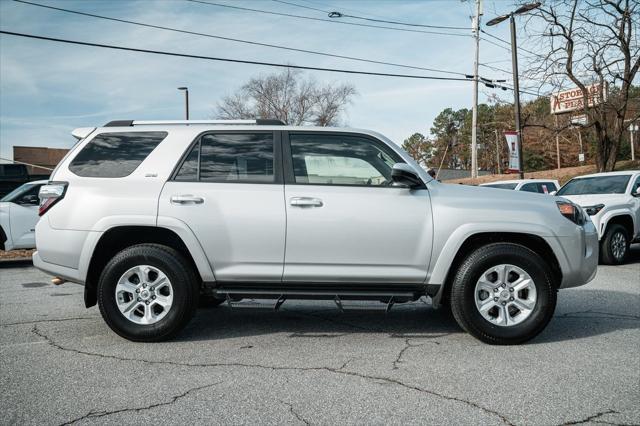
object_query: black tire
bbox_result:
[450,243,557,345]
[97,244,199,342]
[599,224,629,265]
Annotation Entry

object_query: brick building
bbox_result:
[13,146,69,175]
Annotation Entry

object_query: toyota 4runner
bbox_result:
[34,120,599,344]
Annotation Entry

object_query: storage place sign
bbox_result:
[549,83,606,114]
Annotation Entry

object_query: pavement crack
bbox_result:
[32,325,514,425]
[59,381,222,425]
[1,317,95,327]
[559,409,619,425]
[282,401,311,425]
[393,338,424,370]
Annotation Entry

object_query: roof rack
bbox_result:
[103,119,286,127]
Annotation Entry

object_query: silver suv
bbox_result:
[34,120,599,344]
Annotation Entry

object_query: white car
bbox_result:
[0,180,47,251]
[557,171,640,264]
[480,179,560,194]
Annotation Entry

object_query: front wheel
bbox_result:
[97,244,199,342]
[450,243,557,345]
[600,224,629,265]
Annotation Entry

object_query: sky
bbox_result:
[0,0,537,162]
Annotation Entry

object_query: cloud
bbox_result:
[0,0,516,160]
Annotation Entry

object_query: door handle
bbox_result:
[170,195,204,205]
[290,197,323,207]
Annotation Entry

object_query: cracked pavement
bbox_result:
[1,246,639,425]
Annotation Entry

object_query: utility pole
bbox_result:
[630,123,638,161]
[555,115,560,169]
[470,0,482,179]
[494,129,501,174]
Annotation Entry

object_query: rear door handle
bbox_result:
[290,197,323,207]
[170,195,204,205]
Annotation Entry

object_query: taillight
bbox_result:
[38,182,67,216]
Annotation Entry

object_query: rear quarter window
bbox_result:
[69,131,167,178]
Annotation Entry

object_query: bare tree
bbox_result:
[216,68,357,126]
[523,0,639,171]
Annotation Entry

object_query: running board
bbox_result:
[224,294,399,313]
[213,283,426,313]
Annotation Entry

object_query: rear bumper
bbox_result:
[547,219,599,289]
[33,251,84,284]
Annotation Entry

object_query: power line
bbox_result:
[271,0,469,30]
[479,29,541,58]
[12,0,471,77]
[0,30,475,81]
[186,0,472,38]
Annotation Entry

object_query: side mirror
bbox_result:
[19,194,39,205]
[633,187,640,197]
[550,190,557,196]
[391,163,424,188]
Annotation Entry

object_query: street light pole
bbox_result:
[509,15,524,179]
[178,87,189,120]
[486,2,540,180]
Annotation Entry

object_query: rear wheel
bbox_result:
[450,243,557,345]
[600,224,629,265]
[97,244,198,342]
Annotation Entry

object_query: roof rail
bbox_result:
[103,119,286,127]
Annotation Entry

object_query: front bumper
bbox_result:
[546,219,599,289]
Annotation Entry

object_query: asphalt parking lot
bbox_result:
[1,248,638,426]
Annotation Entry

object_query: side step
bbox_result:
[212,284,427,313]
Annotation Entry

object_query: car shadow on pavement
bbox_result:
[177,286,639,344]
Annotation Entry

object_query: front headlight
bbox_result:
[556,201,585,225]
[584,204,605,216]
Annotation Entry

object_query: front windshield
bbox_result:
[484,183,518,190]
[0,182,36,202]
[557,175,630,195]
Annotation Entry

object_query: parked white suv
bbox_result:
[480,179,560,194]
[557,171,640,264]
[34,120,598,344]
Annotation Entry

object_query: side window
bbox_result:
[632,175,640,194]
[289,134,401,186]
[175,141,199,181]
[538,182,554,194]
[174,133,274,183]
[69,132,167,178]
[520,183,539,193]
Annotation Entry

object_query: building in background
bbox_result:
[13,146,68,175]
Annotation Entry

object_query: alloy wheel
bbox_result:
[474,264,537,327]
[115,265,173,325]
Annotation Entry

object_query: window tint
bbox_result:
[485,183,518,190]
[538,182,556,194]
[289,134,401,186]
[631,176,640,194]
[174,133,274,183]
[557,175,631,195]
[69,132,167,178]
[520,183,539,193]
[175,141,199,181]
[1,182,41,203]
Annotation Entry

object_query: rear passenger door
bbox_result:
[281,132,432,284]
[159,131,286,282]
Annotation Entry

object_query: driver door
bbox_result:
[282,132,433,284]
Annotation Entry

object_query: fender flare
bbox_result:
[597,210,635,238]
